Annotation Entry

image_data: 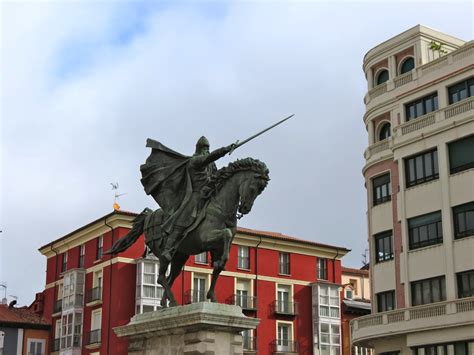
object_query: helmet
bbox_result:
[195,136,210,153]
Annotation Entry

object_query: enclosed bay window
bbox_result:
[374,231,393,263]
[405,149,439,187]
[237,245,250,269]
[319,285,340,318]
[405,92,438,121]
[408,211,443,250]
[376,290,395,312]
[457,270,474,298]
[279,252,290,275]
[411,276,446,306]
[372,173,391,206]
[136,258,164,313]
[453,202,474,239]
[448,135,474,174]
[319,323,340,354]
[448,77,474,104]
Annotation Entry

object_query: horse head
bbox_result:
[237,159,270,215]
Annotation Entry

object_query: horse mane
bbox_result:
[202,158,269,200]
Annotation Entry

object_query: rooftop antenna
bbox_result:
[361,248,369,267]
[111,182,127,211]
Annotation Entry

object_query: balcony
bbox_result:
[52,300,62,315]
[271,300,298,316]
[243,336,257,352]
[52,338,60,352]
[184,289,207,304]
[271,339,299,354]
[229,294,257,311]
[86,286,102,306]
[85,329,101,348]
[351,297,474,346]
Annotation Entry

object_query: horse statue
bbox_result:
[108,157,269,307]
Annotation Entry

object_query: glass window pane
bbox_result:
[408,159,416,182]
[415,156,424,179]
[433,150,439,175]
[424,153,433,176]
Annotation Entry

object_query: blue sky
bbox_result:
[1,0,473,304]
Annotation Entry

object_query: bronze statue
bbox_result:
[108,115,293,307]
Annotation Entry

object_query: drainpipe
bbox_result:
[254,235,262,344]
[104,216,114,355]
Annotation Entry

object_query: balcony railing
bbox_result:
[184,289,207,304]
[271,339,299,353]
[271,300,298,316]
[351,297,474,346]
[243,336,257,352]
[86,287,102,304]
[53,300,62,314]
[85,329,101,345]
[52,338,60,352]
[231,294,257,311]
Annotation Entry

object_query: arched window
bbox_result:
[400,57,415,74]
[376,69,389,85]
[379,122,391,141]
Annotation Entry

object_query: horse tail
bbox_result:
[105,208,152,255]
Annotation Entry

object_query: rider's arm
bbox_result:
[193,146,233,168]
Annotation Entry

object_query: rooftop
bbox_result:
[0,303,50,329]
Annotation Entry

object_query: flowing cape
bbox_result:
[140,139,193,233]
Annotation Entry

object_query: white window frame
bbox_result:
[91,308,102,331]
[276,321,294,352]
[279,252,290,275]
[276,284,293,313]
[96,235,103,260]
[79,244,85,268]
[318,284,340,319]
[195,252,208,264]
[26,338,45,355]
[319,322,340,351]
[237,245,250,270]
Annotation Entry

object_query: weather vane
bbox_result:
[111,182,127,210]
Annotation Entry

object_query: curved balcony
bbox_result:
[351,297,474,346]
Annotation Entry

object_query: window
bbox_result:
[242,329,254,351]
[317,258,328,280]
[372,173,391,206]
[405,149,439,187]
[400,57,415,74]
[79,245,85,268]
[453,202,474,239]
[277,285,291,313]
[377,290,395,312]
[405,93,438,121]
[96,236,103,260]
[276,323,295,352]
[195,252,208,264]
[408,211,443,250]
[345,288,353,299]
[449,135,474,174]
[193,277,206,302]
[376,69,389,85]
[374,231,393,262]
[448,77,474,104]
[378,122,391,141]
[237,246,250,269]
[27,339,45,355]
[349,279,358,296]
[413,341,474,355]
[62,252,68,273]
[236,279,252,309]
[411,276,446,306]
[319,323,340,354]
[279,252,290,275]
[319,285,340,318]
[457,270,474,298]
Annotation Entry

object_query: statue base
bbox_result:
[114,302,260,355]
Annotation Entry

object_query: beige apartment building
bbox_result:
[351,25,474,354]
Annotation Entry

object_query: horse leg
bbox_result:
[217,228,234,269]
[157,256,177,307]
[160,252,189,307]
[207,250,224,303]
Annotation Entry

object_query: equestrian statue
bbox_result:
[107,114,293,307]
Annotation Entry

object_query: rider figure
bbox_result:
[161,136,234,261]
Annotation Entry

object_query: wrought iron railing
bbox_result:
[271,339,299,353]
[271,300,298,315]
[86,287,102,303]
[232,294,257,310]
[185,289,207,304]
[53,300,62,314]
[85,329,101,345]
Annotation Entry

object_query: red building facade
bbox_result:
[39,210,349,355]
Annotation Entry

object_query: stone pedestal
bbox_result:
[114,302,260,355]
